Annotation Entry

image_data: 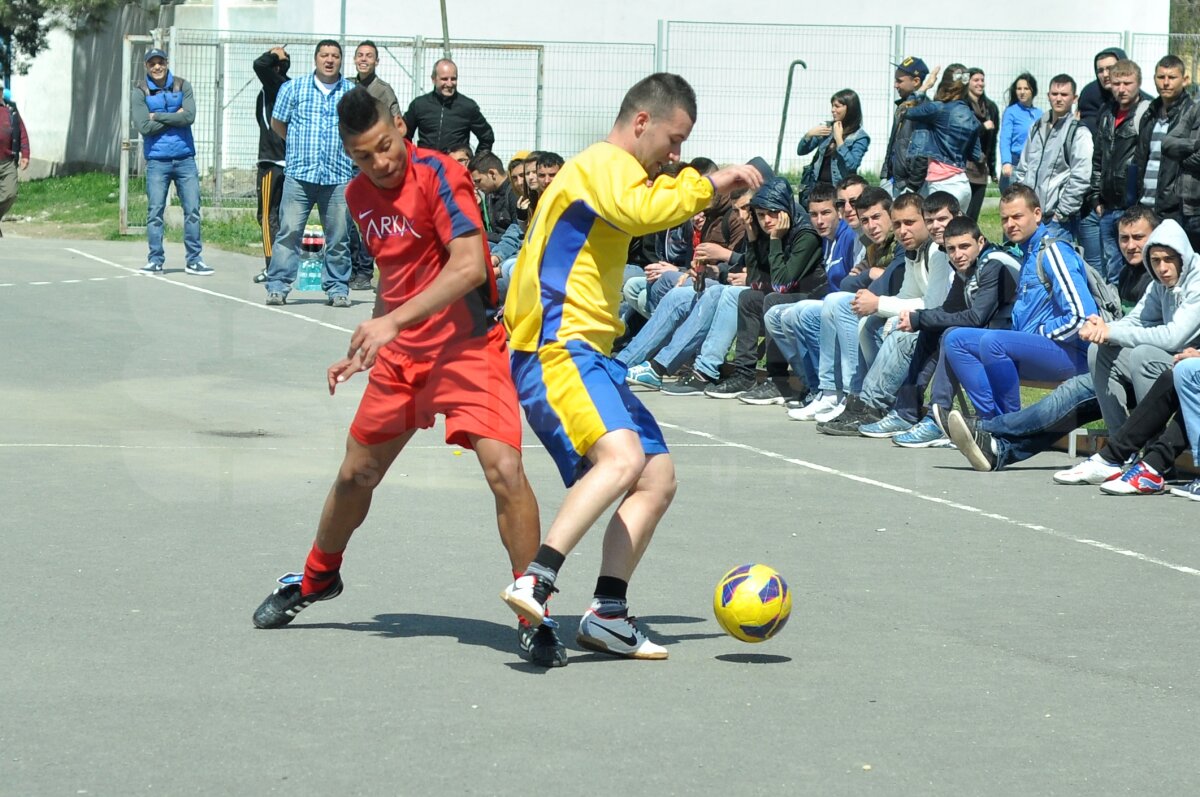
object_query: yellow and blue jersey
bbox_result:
[504,142,714,356]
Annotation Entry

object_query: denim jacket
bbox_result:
[905,99,983,170]
[797,127,870,189]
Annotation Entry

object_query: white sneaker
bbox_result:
[812,395,847,423]
[577,608,668,660]
[789,391,837,421]
[500,574,549,626]
[1052,454,1123,485]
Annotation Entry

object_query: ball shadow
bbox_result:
[715,653,793,665]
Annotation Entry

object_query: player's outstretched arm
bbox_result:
[596,162,763,237]
[329,231,488,393]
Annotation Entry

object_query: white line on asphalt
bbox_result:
[658,421,1200,578]
[29,281,51,285]
[64,248,357,335]
[0,442,729,451]
[54,245,1197,578]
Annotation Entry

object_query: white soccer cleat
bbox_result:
[1052,454,1123,485]
[576,608,668,660]
[500,574,549,626]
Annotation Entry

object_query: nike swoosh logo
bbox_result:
[595,622,638,647]
[358,210,372,219]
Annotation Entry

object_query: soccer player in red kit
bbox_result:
[252,87,566,667]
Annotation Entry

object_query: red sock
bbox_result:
[302,543,343,596]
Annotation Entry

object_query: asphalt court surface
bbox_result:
[3,238,1199,795]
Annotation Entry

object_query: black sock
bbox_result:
[532,544,566,575]
[593,576,628,602]
[649,360,668,378]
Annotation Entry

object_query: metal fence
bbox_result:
[125,22,1177,221]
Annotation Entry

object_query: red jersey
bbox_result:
[344,140,497,359]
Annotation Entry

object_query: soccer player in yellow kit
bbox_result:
[500,73,763,660]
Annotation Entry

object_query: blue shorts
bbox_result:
[511,340,668,486]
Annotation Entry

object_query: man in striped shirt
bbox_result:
[1137,56,1192,218]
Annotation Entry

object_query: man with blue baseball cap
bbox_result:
[882,56,933,198]
[131,48,210,275]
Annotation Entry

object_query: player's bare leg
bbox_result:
[252,430,413,628]
[598,451,677,582]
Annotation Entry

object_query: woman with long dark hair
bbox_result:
[964,68,1000,220]
[904,63,982,210]
[797,89,870,206]
[1000,72,1042,192]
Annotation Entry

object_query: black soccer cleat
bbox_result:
[252,572,343,629]
[518,617,568,668]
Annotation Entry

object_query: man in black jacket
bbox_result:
[1086,58,1151,285]
[468,151,518,244]
[403,59,494,154]
[1137,55,1193,221]
[252,47,290,282]
[881,56,930,197]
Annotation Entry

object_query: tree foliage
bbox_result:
[1,0,129,75]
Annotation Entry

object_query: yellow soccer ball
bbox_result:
[713,564,792,643]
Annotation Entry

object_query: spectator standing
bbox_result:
[1078,48,1126,135]
[251,46,290,283]
[403,58,494,154]
[352,41,400,118]
[999,73,1042,193]
[796,89,870,208]
[0,78,30,237]
[905,64,982,211]
[1014,74,1092,244]
[263,40,356,307]
[964,68,999,221]
[132,48,210,275]
[1085,59,1152,285]
[1137,56,1193,219]
[882,56,931,197]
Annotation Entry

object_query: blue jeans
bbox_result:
[1077,209,1102,271]
[860,327,917,411]
[980,374,1100,470]
[266,177,352,297]
[1096,207,1125,285]
[694,285,748,380]
[145,156,202,266]
[616,282,708,368]
[765,299,822,390]
[497,255,519,301]
[1043,216,1080,245]
[819,292,864,394]
[1176,358,1200,464]
[943,328,1088,418]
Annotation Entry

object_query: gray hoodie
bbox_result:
[1107,218,1200,352]
[1015,113,1093,218]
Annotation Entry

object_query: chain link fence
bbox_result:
[123,22,1180,221]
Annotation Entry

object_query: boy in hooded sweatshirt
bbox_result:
[1078,217,1200,439]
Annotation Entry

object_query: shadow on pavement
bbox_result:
[715,653,792,664]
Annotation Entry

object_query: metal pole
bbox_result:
[340,0,347,53]
[773,60,807,174]
[534,46,544,149]
[213,43,225,209]
[120,35,132,235]
[439,0,451,59]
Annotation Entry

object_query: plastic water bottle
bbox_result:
[296,227,325,292]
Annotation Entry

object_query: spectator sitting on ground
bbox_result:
[796,187,901,422]
[944,207,1160,472]
[942,184,1096,419]
[469,150,519,244]
[448,144,473,169]
[1137,55,1193,222]
[536,151,564,191]
[999,72,1041,192]
[522,153,542,208]
[619,192,748,393]
[882,56,932,196]
[964,68,999,221]
[703,176,825,402]
[797,89,870,208]
[403,58,494,154]
[905,64,982,211]
[819,191,952,436]
[1056,348,1200,494]
[888,215,1020,447]
[1014,73,1091,244]
[765,180,862,404]
[1085,58,1152,284]
[1078,217,1200,441]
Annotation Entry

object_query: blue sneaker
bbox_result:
[859,411,914,438]
[625,361,663,390]
[1170,478,1200,501]
[185,260,214,276]
[893,415,952,448]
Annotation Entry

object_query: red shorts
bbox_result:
[349,324,522,451]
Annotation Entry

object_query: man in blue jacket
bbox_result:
[132,49,209,275]
[943,184,1096,419]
